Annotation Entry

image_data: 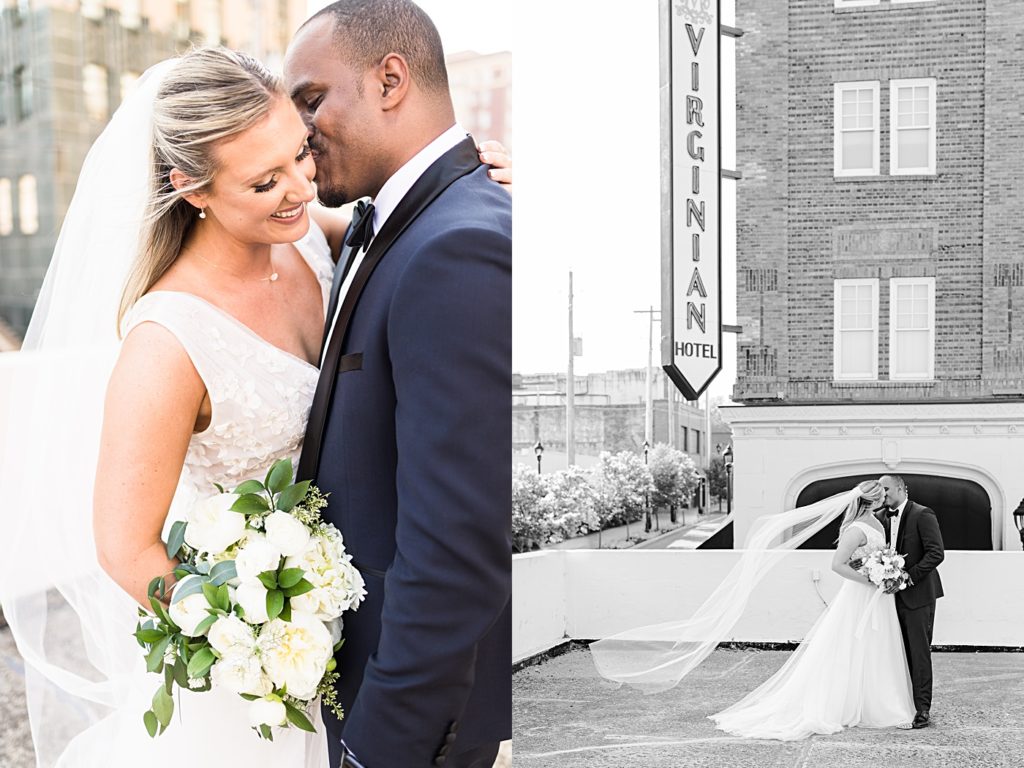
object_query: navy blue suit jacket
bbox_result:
[301,140,511,767]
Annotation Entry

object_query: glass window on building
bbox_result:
[18,174,38,235]
[834,81,879,176]
[834,278,879,380]
[14,66,32,121]
[0,179,12,236]
[889,277,934,380]
[890,78,936,175]
[83,64,109,122]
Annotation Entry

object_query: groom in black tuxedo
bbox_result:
[285,3,511,766]
[878,474,944,730]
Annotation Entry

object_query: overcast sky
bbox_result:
[304,1,739,401]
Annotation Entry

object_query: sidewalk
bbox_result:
[547,509,728,550]
[514,646,1024,767]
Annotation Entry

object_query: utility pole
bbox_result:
[566,271,576,467]
[633,306,660,447]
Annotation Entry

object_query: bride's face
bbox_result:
[200,97,316,245]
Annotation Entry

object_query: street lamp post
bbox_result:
[534,441,544,475]
[1013,499,1024,549]
[643,440,652,532]
[722,444,734,516]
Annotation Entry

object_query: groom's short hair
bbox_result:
[309,0,450,96]
[884,474,908,494]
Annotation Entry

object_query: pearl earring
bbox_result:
[198,208,206,219]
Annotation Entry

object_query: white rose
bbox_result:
[207,614,256,658]
[257,613,333,701]
[247,697,287,727]
[211,654,272,697]
[235,579,270,624]
[284,529,366,621]
[235,533,282,581]
[168,576,211,637]
[184,493,246,556]
[264,511,311,557]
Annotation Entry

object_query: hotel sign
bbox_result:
[661,0,722,400]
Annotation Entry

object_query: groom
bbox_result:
[878,474,944,730]
[285,3,512,767]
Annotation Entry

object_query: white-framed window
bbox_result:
[889,277,935,380]
[834,278,879,380]
[0,178,12,236]
[18,174,38,235]
[890,78,936,175]
[834,81,879,176]
[83,63,109,122]
[835,0,879,7]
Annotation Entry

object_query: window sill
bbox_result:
[834,1,940,14]
[831,380,936,387]
[834,174,939,182]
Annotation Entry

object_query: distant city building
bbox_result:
[447,49,511,151]
[514,368,714,470]
[725,0,1023,550]
[0,0,306,337]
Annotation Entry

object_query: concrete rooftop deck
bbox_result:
[514,645,1024,767]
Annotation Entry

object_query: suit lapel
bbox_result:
[297,137,482,481]
[321,232,358,357]
[896,502,913,552]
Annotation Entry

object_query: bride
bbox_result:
[0,48,509,767]
[591,480,915,740]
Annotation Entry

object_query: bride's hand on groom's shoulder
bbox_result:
[478,140,512,191]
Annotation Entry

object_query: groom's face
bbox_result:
[879,476,906,507]
[284,17,387,207]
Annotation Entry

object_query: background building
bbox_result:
[725,0,1024,550]
[447,49,511,151]
[514,367,712,471]
[0,0,306,336]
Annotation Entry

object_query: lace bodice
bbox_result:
[850,519,887,560]
[120,222,333,535]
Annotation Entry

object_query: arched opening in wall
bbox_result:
[795,473,992,550]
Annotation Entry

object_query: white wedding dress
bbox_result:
[55,224,336,767]
[709,520,915,740]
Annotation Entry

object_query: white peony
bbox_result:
[207,614,256,658]
[284,529,366,621]
[184,493,246,556]
[235,533,282,581]
[235,579,270,624]
[168,576,212,637]
[211,654,272,697]
[257,613,333,701]
[264,511,311,556]
[248,697,287,727]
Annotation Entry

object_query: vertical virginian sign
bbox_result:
[661,0,722,400]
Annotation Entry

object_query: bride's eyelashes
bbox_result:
[253,144,313,193]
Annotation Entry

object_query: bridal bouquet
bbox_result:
[134,458,366,740]
[856,546,910,593]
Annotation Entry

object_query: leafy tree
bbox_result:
[512,463,550,552]
[649,443,700,523]
[706,456,730,512]
[591,451,654,546]
[539,465,599,541]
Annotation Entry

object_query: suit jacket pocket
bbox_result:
[338,352,363,373]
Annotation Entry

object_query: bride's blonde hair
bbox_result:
[117,47,286,332]
[837,480,885,537]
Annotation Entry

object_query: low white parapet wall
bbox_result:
[513,549,1024,663]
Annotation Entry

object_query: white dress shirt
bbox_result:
[889,498,908,546]
[321,124,469,357]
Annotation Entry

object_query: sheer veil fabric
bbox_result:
[590,488,861,694]
[0,60,179,766]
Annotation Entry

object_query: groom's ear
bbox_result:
[169,168,206,209]
[377,53,410,110]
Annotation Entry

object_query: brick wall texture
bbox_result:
[734,0,1024,402]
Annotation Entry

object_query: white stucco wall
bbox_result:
[513,549,1024,663]
[719,402,1024,549]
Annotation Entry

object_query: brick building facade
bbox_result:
[723,0,1024,550]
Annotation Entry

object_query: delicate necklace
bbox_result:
[194,252,279,282]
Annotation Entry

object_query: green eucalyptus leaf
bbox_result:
[152,686,174,728]
[201,582,220,610]
[173,658,190,689]
[170,576,206,605]
[143,710,159,738]
[208,560,237,587]
[259,724,273,741]
[165,520,187,560]
[285,704,316,733]
[239,693,261,701]
[195,560,211,575]
[266,589,284,621]
[266,458,294,495]
[186,647,216,680]
[283,578,315,599]
[257,570,279,590]
[279,600,292,623]
[231,493,270,515]
[215,584,230,613]
[163,662,175,696]
[145,635,171,674]
[194,614,218,636]
[277,568,305,590]
[276,481,310,513]
[135,628,166,644]
[234,479,265,496]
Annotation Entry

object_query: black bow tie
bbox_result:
[345,199,375,253]
[884,507,900,519]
